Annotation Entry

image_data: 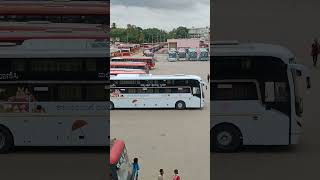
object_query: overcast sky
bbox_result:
[111,0,210,31]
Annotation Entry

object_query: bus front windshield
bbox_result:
[201,52,208,57]
[190,52,197,58]
[169,53,177,58]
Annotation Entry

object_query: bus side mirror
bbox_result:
[265,82,275,102]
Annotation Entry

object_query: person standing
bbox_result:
[158,169,164,180]
[311,38,320,67]
[207,73,210,83]
[172,169,180,180]
[132,158,140,180]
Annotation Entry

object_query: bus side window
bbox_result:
[33,86,50,101]
[159,88,165,93]
[153,88,160,93]
[213,82,258,101]
[57,85,82,101]
[85,85,106,101]
[164,88,171,93]
[127,88,136,94]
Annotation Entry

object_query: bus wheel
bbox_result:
[0,126,13,154]
[107,102,114,110]
[175,101,186,110]
[212,125,242,152]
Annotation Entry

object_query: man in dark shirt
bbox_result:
[311,38,320,67]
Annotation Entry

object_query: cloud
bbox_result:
[111,0,209,10]
[111,0,210,31]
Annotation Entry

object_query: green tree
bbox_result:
[110,24,184,44]
[111,22,117,29]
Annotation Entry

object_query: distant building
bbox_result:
[188,26,210,41]
[167,38,205,50]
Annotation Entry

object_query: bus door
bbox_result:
[262,81,290,145]
[192,84,202,108]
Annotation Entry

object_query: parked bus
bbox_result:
[0,38,109,153]
[0,1,109,24]
[211,41,311,152]
[188,48,198,61]
[111,62,149,73]
[168,49,178,62]
[178,48,187,60]
[110,139,132,180]
[198,48,209,61]
[111,56,155,69]
[111,48,122,58]
[109,74,205,110]
[143,49,154,57]
[118,44,140,54]
[119,49,131,56]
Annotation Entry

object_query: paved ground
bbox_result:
[111,53,210,180]
[0,147,108,180]
[212,1,320,179]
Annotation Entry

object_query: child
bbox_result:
[158,169,164,180]
[173,169,180,180]
[132,158,140,180]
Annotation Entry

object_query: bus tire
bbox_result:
[0,126,14,154]
[175,101,186,110]
[107,101,114,110]
[212,124,242,152]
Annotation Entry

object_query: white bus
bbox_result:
[0,38,109,153]
[109,74,205,109]
[211,42,311,152]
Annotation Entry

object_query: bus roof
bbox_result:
[112,56,153,60]
[110,68,146,71]
[111,62,147,66]
[0,30,107,41]
[110,139,125,165]
[211,42,294,63]
[0,21,105,32]
[0,1,109,15]
[111,74,202,81]
[0,39,108,58]
[110,70,146,75]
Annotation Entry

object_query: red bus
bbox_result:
[111,48,121,57]
[111,56,155,69]
[111,62,149,73]
[0,1,109,24]
[110,69,147,75]
[110,139,132,180]
[119,49,131,57]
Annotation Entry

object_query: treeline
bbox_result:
[110,23,190,44]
